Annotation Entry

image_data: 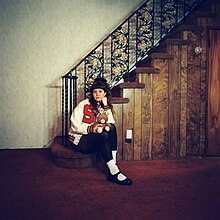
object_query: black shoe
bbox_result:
[107,172,133,186]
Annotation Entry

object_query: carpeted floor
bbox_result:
[0,149,219,220]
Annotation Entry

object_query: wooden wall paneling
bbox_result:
[167,44,181,158]
[140,74,153,159]
[199,30,208,155]
[186,30,202,156]
[179,44,188,157]
[113,104,123,160]
[152,58,169,159]
[207,29,220,155]
[122,89,134,160]
[133,88,142,160]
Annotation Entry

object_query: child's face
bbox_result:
[93,88,106,102]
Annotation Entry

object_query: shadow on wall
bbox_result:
[44,79,62,147]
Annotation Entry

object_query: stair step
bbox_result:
[150,53,174,60]
[205,25,220,29]
[172,25,204,37]
[197,0,220,13]
[194,11,218,18]
[164,39,191,46]
[177,24,204,31]
[134,66,160,74]
[117,82,145,89]
[111,82,145,102]
[136,53,174,67]
[110,97,129,104]
[51,136,98,169]
[197,17,220,26]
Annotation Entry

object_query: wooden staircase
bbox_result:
[51,0,220,168]
[110,0,220,160]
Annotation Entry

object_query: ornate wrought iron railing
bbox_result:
[61,0,204,146]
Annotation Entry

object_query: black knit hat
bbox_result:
[90,77,109,92]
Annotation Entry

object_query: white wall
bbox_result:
[0,0,144,149]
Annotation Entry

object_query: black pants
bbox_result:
[70,124,117,163]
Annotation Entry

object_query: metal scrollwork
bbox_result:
[136,0,154,60]
[161,0,177,37]
[85,47,104,92]
[111,24,129,84]
[62,0,203,94]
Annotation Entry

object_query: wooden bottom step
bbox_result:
[51,136,98,169]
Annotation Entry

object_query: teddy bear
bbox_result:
[95,107,111,133]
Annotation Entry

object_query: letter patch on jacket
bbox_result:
[82,104,94,124]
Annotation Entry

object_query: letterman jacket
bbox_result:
[68,99,115,145]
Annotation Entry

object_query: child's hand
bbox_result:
[90,123,104,133]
